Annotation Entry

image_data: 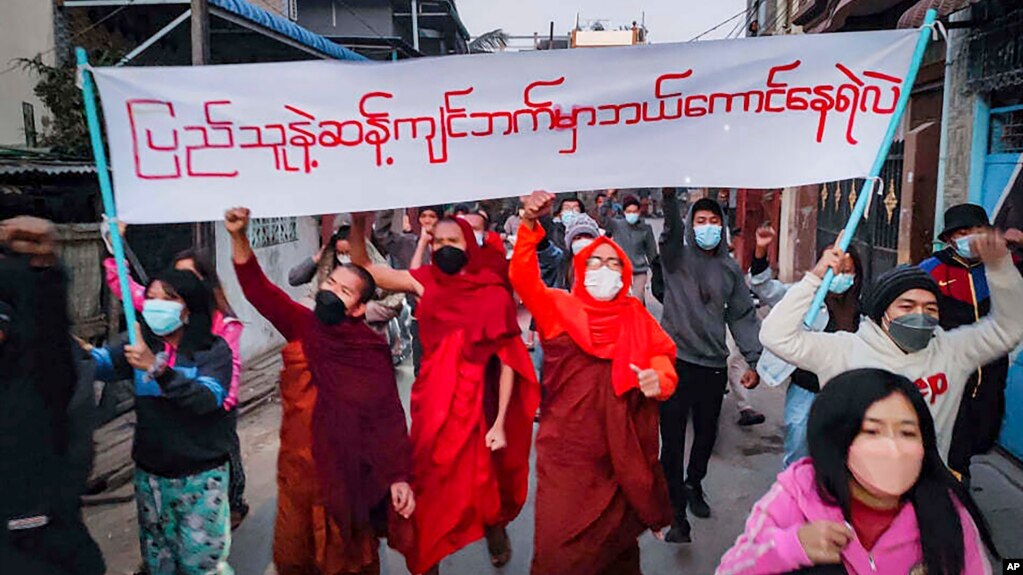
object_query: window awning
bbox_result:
[897,0,979,28]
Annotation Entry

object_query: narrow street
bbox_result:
[83,219,1023,574]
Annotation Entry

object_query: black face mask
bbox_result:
[314,290,347,325]
[433,246,468,275]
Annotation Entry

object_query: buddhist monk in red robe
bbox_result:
[226,208,415,575]
[509,191,678,575]
[350,213,540,575]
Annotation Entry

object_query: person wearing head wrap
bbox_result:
[760,230,1023,473]
[919,203,1023,483]
[510,192,677,575]
[225,208,413,575]
[349,213,540,575]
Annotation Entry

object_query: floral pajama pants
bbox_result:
[135,463,234,575]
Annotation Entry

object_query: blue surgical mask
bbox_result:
[561,211,579,227]
[474,231,485,246]
[624,213,640,225]
[829,273,855,294]
[954,236,975,260]
[142,299,185,336]
[693,224,722,250]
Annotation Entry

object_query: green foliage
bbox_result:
[18,50,118,158]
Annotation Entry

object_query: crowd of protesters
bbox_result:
[2,186,1022,575]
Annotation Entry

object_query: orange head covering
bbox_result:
[556,236,676,396]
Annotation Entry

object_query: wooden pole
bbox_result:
[191,0,209,66]
[191,0,212,250]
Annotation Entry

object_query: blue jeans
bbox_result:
[783,384,816,468]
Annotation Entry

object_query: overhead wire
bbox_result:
[0,0,140,77]
[688,7,748,42]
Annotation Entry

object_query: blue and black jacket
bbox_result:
[92,337,234,478]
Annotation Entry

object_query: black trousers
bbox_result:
[0,511,105,575]
[227,411,247,511]
[659,359,727,513]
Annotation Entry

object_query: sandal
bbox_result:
[485,525,512,567]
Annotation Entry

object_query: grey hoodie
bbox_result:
[659,190,762,368]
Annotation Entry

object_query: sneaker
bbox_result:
[737,408,766,427]
[685,484,711,519]
[663,514,692,543]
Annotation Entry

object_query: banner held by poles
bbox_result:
[85,28,922,224]
[802,8,939,328]
[76,46,139,346]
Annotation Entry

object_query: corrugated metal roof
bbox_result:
[0,160,97,176]
[209,0,368,61]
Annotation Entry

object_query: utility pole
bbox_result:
[191,0,212,250]
[191,0,209,65]
[411,0,420,51]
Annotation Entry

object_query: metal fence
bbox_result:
[816,140,905,285]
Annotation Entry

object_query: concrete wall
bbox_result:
[0,0,55,147]
[215,216,320,364]
[941,15,976,209]
[297,0,395,38]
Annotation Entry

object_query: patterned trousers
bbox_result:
[135,463,234,575]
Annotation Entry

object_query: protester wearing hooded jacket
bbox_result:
[657,188,763,542]
[760,232,1023,464]
[511,191,677,575]
[717,369,994,575]
[919,203,1023,482]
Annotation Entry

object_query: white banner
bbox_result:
[92,29,919,223]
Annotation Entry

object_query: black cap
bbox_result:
[691,197,724,220]
[939,203,990,241]
[864,265,940,323]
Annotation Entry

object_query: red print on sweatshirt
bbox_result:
[914,373,949,405]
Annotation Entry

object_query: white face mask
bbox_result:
[584,266,624,301]
[571,238,594,254]
[336,253,352,265]
[474,231,485,246]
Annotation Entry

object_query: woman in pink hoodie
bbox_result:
[717,368,996,575]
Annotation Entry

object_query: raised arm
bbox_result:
[748,225,791,307]
[350,213,424,296]
[509,192,560,336]
[659,188,686,267]
[410,228,431,270]
[103,257,147,311]
[760,246,849,377]
[225,207,309,341]
[942,232,1023,369]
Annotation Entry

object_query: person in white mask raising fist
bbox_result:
[510,190,679,575]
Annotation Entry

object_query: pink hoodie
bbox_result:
[716,459,991,575]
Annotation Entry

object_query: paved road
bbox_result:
[86,357,790,575]
[84,216,1023,573]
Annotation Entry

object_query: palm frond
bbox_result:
[468,29,509,54]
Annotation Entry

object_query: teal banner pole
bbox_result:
[76,46,139,345]
[803,9,939,328]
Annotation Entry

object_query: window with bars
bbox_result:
[248,217,299,248]
[990,108,1023,155]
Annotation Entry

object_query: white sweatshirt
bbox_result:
[760,255,1023,461]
